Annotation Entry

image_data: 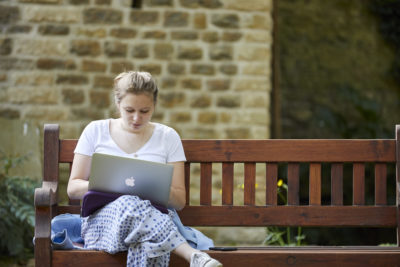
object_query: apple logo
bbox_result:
[125,177,135,187]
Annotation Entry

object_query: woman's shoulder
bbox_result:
[153,122,180,136]
[82,119,110,134]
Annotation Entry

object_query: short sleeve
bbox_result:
[74,122,97,156]
[166,128,186,163]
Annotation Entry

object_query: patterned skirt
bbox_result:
[81,195,186,267]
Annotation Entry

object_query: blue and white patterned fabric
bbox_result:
[81,195,186,266]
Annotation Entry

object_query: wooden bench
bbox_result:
[35,124,400,267]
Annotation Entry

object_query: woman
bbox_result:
[67,71,222,267]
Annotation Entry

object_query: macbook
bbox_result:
[88,153,174,207]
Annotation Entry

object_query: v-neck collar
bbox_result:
[107,119,157,156]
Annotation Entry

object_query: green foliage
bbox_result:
[262,180,306,246]
[0,152,39,260]
[370,0,400,85]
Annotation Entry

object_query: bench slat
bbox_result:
[375,163,387,205]
[266,163,278,205]
[222,163,234,205]
[184,162,191,206]
[200,163,212,205]
[287,163,300,205]
[244,163,256,205]
[353,163,365,205]
[331,163,343,205]
[177,206,397,227]
[181,139,396,162]
[53,249,400,267]
[309,163,321,205]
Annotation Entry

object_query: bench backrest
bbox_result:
[43,124,400,245]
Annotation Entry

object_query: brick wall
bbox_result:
[0,0,273,140]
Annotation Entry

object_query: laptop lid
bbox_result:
[88,153,174,207]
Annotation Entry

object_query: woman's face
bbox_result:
[117,93,155,133]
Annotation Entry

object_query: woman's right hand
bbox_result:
[67,153,92,199]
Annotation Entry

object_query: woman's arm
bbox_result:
[67,153,92,200]
[168,161,186,210]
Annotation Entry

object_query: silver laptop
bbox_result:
[88,153,174,207]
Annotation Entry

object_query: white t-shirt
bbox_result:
[74,119,186,164]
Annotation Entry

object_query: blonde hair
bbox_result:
[113,71,158,104]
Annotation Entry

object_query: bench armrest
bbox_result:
[34,181,58,207]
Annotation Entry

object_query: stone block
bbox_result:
[220,112,231,123]
[0,38,12,55]
[242,63,269,76]
[178,46,202,60]
[171,31,198,40]
[56,74,88,85]
[225,0,272,11]
[182,78,201,90]
[243,94,268,108]
[105,41,127,57]
[143,31,166,39]
[164,11,189,27]
[0,57,34,70]
[138,64,162,75]
[193,13,206,29]
[171,112,191,123]
[20,0,61,3]
[0,74,6,82]
[38,25,69,35]
[76,28,106,38]
[168,63,186,75]
[191,64,215,75]
[111,61,134,74]
[222,32,242,42]
[25,107,68,121]
[7,25,32,34]
[243,14,272,30]
[24,6,80,23]
[237,45,270,61]
[209,45,232,60]
[154,43,174,60]
[9,87,58,104]
[69,0,89,4]
[190,95,211,108]
[202,32,219,43]
[95,0,111,5]
[198,111,217,124]
[71,107,105,120]
[180,0,222,8]
[90,91,111,108]
[82,60,106,72]
[70,40,101,56]
[225,128,250,139]
[161,78,177,89]
[93,75,114,89]
[217,95,240,108]
[207,79,230,91]
[219,64,237,75]
[110,28,137,39]
[62,88,85,104]
[0,5,19,24]
[15,74,54,86]
[234,79,269,91]
[186,127,216,139]
[159,92,185,108]
[132,44,149,58]
[245,31,272,43]
[0,108,20,119]
[15,39,68,56]
[130,11,159,24]
[148,0,173,6]
[211,14,239,28]
[84,8,122,24]
[37,58,76,70]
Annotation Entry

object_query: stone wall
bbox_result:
[0,0,272,140]
[0,0,273,246]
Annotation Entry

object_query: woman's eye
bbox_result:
[141,110,149,114]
